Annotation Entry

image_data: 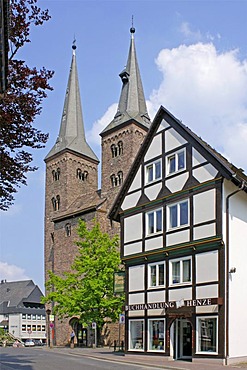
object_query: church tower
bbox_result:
[100,26,150,220]
[44,44,99,344]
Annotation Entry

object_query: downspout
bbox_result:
[225,179,246,365]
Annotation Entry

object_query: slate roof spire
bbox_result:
[45,42,98,162]
[101,26,150,135]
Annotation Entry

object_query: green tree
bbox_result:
[43,220,124,338]
[0,0,53,210]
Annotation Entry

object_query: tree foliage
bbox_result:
[43,220,124,333]
[0,0,54,210]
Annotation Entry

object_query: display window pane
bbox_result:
[129,320,144,351]
[197,317,218,354]
[148,319,165,351]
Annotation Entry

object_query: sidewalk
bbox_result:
[46,346,247,369]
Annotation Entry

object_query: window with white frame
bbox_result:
[196,317,218,354]
[170,257,191,285]
[148,319,165,351]
[146,208,162,235]
[145,159,161,184]
[167,148,185,175]
[129,320,144,351]
[168,200,189,229]
[148,262,165,288]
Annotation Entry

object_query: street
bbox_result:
[0,347,161,370]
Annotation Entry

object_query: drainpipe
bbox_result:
[225,179,246,365]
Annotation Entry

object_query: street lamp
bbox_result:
[46,309,51,348]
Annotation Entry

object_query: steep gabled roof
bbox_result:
[109,105,247,221]
[0,280,44,311]
[45,44,99,163]
[100,27,150,136]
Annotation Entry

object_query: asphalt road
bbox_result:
[0,347,161,370]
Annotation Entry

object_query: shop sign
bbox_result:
[125,297,222,311]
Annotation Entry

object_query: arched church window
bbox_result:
[52,170,56,181]
[56,195,60,210]
[118,171,123,185]
[56,168,60,181]
[52,168,60,181]
[65,223,71,237]
[111,174,116,187]
[51,197,57,211]
[111,144,117,158]
[118,141,123,156]
[77,168,82,179]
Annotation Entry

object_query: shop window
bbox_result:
[42,325,46,331]
[65,223,71,237]
[168,200,188,229]
[27,314,31,320]
[148,262,165,288]
[37,325,41,331]
[37,315,41,320]
[32,314,36,320]
[129,320,144,351]
[148,319,165,351]
[32,325,36,332]
[145,160,161,184]
[22,314,26,319]
[27,325,31,331]
[196,317,218,354]
[42,315,45,320]
[22,325,26,331]
[170,257,191,285]
[166,148,185,175]
[146,208,162,235]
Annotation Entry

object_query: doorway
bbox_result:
[171,318,192,360]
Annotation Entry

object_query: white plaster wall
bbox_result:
[196,284,218,299]
[165,173,189,193]
[129,167,141,192]
[157,119,170,133]
[196,251,218,283]
[124,242,142,256]
[129,293,145,304]
[124,214,142,243]
[193,223,216,240]
[147,290,166,303]
[223,180,247,358]
[166,229,190,247]
[192,148,207,166]
[122,190,141,210]
[145,235,163,251]
[144,183,162,201]
[165,128,187,152]
[144,133,162,162]
[129,265,145,292]
[193,189,216,225]
[9,314,21,337]
[192,163,218,183]
[169,287,192,301]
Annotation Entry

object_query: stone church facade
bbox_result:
[44,27,150,346]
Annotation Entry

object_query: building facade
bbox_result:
[44,28,150,346]
[109,106,247,365]
[0,280,46,343]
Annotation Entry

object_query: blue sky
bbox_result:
[1,0,247,292]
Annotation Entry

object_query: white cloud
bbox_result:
[0,261,30,282]
[86,42,247,173]
[149,43,247,172]
[87,103,118,147]
[180,22,202,42]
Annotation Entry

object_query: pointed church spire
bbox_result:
[45,42,99,162]
[101,25,150,135]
